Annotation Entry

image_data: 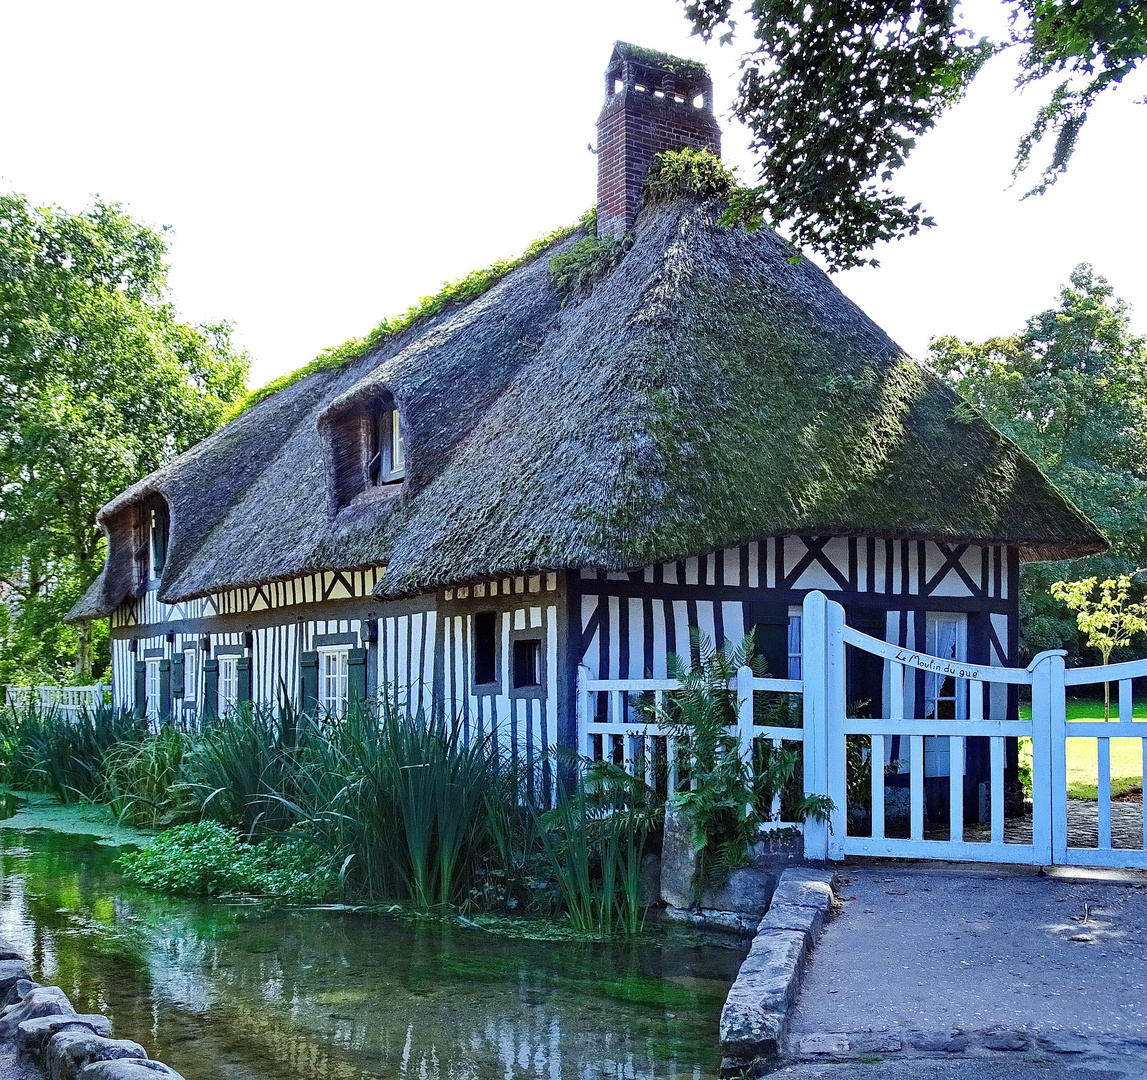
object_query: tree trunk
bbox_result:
[75,621,93,683]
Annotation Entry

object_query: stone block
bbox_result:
[772,868,834,913]
[848,1031,902,1054]
[78,1062,186,1079]
[797,1032,849,1055]
[0,985,75,1037]
[659,806,698,910]
[0,958,31,997]
[757,900,826,944]
[730,929,807,1013]
[1037,1030,1090,1054]
[719,997,784,1061]
[49,1031,148,1080]
[982,1028,1028,1051]
[16,1014,111,1055]
[698,867,775,919]
[2,978,38,1008]
[908,1030,970,1053]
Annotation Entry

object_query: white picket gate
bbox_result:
[4,684,109,719]
[576,590,1147,870]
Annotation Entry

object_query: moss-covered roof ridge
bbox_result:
[68,193,1105,621]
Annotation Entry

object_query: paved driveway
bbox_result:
[786,863,1147,1063]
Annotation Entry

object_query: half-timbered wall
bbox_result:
[109,568,433,719]
[439,573,562,798]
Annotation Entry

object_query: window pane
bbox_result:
[392,408,405,471]
[512,639,541,689]
[474,612,497,684]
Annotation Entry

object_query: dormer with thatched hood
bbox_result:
[68,44,1104,823]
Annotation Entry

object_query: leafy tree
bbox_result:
[0,194,249,683]
[1050,576,1147,718]
[929,264,1147,659]
[680,0,1146,269]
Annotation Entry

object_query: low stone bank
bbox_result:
[718,866,836,1068]
[0,940,185,1079]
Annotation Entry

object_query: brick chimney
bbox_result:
[596,42,722,240]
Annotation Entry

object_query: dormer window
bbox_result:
[369,404,405,485]
[321,389,408,513]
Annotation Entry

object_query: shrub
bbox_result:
[119,820,245,895]
[642,147,737,206]
[103,725,194,828]
[119,820,335,901]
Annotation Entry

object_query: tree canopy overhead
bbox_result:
[929,264,1147,659]
[681,0,1146,269]
[0,193,249,681]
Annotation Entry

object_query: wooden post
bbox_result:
[1028,649,1065,866]
[802,592,830,861]
[825,598,848,860]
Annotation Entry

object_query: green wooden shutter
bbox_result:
[300,651,319,715]
[171,653,185,698]
[203,658,219,721]
[133,661,146,719]
[348,648,367,706]
[158,658,172,723]
[237,656,252,706]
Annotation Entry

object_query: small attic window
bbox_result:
[369,404,405,485]
[150,505,169,578]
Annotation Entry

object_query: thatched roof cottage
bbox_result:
[68,42,1103,818]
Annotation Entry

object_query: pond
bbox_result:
[0,816,746,1080]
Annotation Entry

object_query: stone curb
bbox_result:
[785,1026,1147,1062]
[719,867,836,1067]
[0,936,188,1080]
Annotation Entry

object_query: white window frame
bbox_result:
[786,607,802,681]
[183,648,197,702]
[219,656,239,715]
[372,406,405,484]
[145,658,161,720]
[924,612,968,777]
[149,508,165,580]
[318,647,350,718]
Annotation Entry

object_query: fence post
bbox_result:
[736,665,754,762]
[802,592,830,861]
[824,598,848,860]
[1027,649,1066,866]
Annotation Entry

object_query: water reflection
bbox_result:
[0,829,743,1080]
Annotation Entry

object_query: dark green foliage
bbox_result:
[647,631,830,889]
[537,761,661,935]
[0,703,145,801]
[929,264,1146,660]
[188,704,302,840]
[118,820,335,900]
[680,0,1143,268]
[103,725,194,828]
[642,147,737,206]
[0,193,249,679]
[548,210,633,301]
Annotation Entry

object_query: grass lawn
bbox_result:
[1019,698,1146,800]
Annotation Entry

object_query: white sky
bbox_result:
[2,0,1144,389]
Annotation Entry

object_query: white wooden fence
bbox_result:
[3,684,109,719]
[577,666,807,830]
[577,590,1147,870]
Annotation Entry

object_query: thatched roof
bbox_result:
[68,196,1106,622]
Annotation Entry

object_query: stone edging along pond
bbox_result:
[719,866,836,1068]
[0,937,186,1080]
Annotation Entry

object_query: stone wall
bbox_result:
[0,938,185,1079]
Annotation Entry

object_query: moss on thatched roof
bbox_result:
[68,192,1105,622]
